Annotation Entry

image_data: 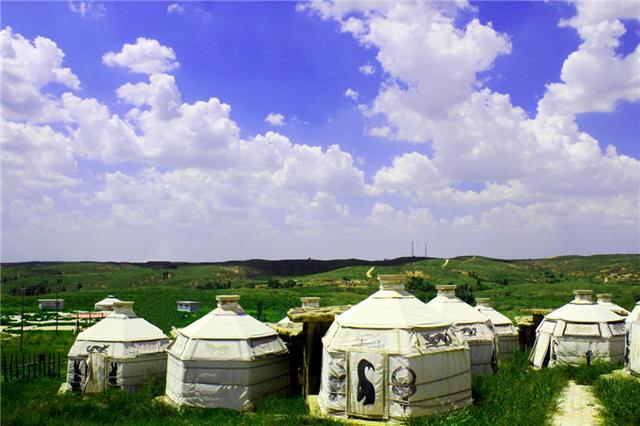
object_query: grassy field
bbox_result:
[3,350,638,426]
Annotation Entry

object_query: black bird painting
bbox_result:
[357,359,376,405]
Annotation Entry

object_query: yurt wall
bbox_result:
[627,301,640,376]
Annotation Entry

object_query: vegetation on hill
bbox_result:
[2,254,638,331]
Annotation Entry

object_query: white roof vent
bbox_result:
[378,274,405,291]
[436,284,457,297]
[216,295,241,311]
[572,289,593,304]
[596,293,612,303]
[301,297,320,308]
[476,298,491,308]
[112,301,136,318]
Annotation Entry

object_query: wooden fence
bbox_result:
[1,353,66,383]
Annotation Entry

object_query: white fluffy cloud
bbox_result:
[167,3,184,14]
[358,63,375,75]
[1,27,80,122]
[102,37,179,74]
[68,1,106,19]
[344,88,359,100]
[265,112,285,126]
[538,1,640,116]
[303,1,511,142]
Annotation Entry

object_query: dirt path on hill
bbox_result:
[552,380,602,426]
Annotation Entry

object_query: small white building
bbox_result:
[626,301,640,376]
[38,299,64,310]
[474,298,519,359]
[94,295,121,311]
[177,301,200,313]
[529,290,626,368]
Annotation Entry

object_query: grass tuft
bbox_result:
[593,375,640,426]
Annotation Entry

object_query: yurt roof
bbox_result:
[335,275,450,329]
[179,295,277,340]
[545,290,625,323]
[475,298,512,326]
[77,302,168,342]
[595,294,629,316]
[95,295,121,306]
[426,285,489,324]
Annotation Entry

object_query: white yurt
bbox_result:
[165,295,290,410]
[319,275,471,422]
[474,298,519,359]
[626,301,640,375]
[426,285,497,376]
[529,290,627,368]
[94,295,121,311]
[65,301,169,393]
[596,293,629,317]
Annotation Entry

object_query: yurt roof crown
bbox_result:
[475,298,491,308]
[436,284,457,297]
[112,301,136,318]
[596,293,612,303]
[301,297,320,308]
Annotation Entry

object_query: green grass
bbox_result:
[593,375,640,425]
[1,352,569,426]
[408,352,567,426]
[0,376,340,426]
[1,331,76,358]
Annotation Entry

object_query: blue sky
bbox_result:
[1,1,639,261]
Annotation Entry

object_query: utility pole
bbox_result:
[20,283,25,351]
[55,285,59,333]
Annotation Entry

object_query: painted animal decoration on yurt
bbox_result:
[529,290,626,368]
[318,274,471,422]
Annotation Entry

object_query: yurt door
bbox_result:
[347,352,387,419]
[83,353,108,393]
[531,333,551,368]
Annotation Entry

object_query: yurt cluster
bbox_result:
[61,276,640,422]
